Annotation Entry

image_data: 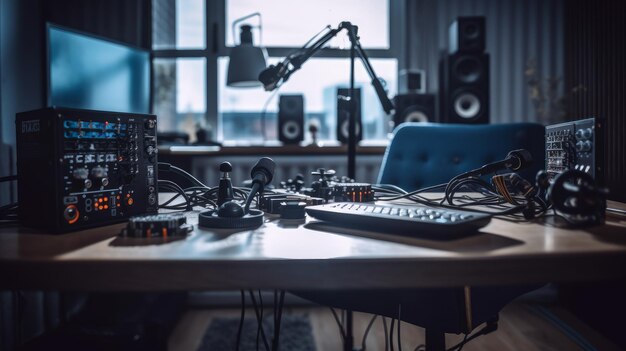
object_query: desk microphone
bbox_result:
[258,62,286,91]
[468,149,533,177]
[199,157,275,229]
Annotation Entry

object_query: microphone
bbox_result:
[250,157,276,190]
[469,149,533,177]
[258,63,285,91]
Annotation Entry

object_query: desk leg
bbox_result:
[425,329,445,351]
[344,310,354,351]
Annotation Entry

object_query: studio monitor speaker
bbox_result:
[393,94,436,127]
[439,52,489,124]
[336,88,362,143]
[278,94,304,144]
[449,16,486,54]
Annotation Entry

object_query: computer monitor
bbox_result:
[46,23,150,114]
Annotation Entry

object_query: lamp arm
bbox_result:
[232,12,263,45]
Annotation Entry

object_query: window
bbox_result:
[152,0,403,143]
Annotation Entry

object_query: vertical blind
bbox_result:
[564,0,626,202]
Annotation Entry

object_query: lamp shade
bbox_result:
[227,44,267,88]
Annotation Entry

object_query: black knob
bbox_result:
[217,201,245,218]
[220,161,233,173]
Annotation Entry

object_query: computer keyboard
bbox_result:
[305,202,492,240]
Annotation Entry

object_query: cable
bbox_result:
[236,290,246,351]
[158,180,192,211]
[260,86,282,141]
[389,318,395,351]
[397,304,402,351]
[329,307,346,342]
[273,290,285,351]
[248,290,270,351]
[382,317,389,351]
[361,315,378,351]
[158,162,209,188]
[445,319,497,351]
[256,290,264,350]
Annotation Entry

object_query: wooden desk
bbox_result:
[1,202,626,292]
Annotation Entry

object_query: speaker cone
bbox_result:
[453,91,482,119]
[463,23,480,39]
[402,106,429,123]
[340,116,361,139]
[454,56,482,83]
[282,120,301,140]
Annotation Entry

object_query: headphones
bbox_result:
[537,169,607,225]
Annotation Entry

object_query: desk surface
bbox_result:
[2,200,626,292]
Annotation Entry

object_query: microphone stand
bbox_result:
[265,21,395,179]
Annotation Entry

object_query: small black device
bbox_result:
[393,93,436,126]
[306,203,491,240]
[280,201,307,219]
[278,94,305,144]
[121,213,193,238]
[545,117,603,182]
[448,16,486,54]
[15,107,158,233]
[333,183,374,202]
[336,87,362,143]
[398,69,426,93]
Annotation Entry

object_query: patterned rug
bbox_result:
[198,314,316,351]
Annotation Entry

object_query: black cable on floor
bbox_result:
[256,290,264,350]
[273,290,285,351]
[361,315,378,350]
[248,290,270,351]
[329,307,346,342]
[236,290,246,351]
[398,304,402,351]
[390,318,395,351]
[382,317,389,351]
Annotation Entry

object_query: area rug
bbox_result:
[198,314,316,351]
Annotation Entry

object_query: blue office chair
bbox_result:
[378,122,545,190]
[297,123,545,350]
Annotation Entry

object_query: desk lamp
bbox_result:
[227,13,267,88]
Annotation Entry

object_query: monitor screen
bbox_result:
[47,24,150,114]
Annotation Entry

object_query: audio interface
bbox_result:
[545,117,603,183]
[16,107,158,233]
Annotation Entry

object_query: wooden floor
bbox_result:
[168,301,620,351]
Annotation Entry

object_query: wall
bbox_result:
[406,0,564,124]
[0,0,44,207]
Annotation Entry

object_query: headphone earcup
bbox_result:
[548,169,597,215]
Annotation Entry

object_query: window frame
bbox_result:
[151,0,406,142]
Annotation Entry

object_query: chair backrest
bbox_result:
[377,123,545,191]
